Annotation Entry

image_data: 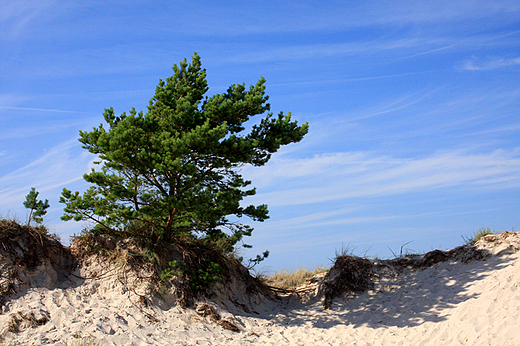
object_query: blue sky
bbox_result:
[1,0,519,272]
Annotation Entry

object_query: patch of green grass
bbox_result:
[462,226,497,245]
[333,243,357,259]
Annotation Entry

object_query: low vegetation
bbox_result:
[261,266,328,289]
[262,225,507,291]
[463,226,497,245]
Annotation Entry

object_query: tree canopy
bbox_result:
[61,53,308,251]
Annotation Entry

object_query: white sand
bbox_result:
[1,232,519,345]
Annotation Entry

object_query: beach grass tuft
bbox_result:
[261,266,329,289]
[463,226,497,245]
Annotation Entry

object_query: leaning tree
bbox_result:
[61,53,308,252]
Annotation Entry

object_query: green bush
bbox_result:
[161,259,223,291]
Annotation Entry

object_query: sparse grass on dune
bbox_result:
[261,266,329,289]
[261,226,510,290]
[0,213,21,225]
[463,226,498,245]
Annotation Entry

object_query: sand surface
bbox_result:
[1,232,519,345]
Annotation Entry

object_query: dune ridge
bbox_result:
[0,226,519,345]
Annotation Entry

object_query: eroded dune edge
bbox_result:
[1,222,519,346]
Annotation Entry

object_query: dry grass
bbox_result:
[261,266,328,289]
[0,213,21,225]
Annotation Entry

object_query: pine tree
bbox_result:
[61,53,308,252]
[24,187,50,226]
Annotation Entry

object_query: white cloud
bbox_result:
[230,38,443,64]
[460,56,520,71]
[0,106,84,113]
[350,89,437,120]
[166,0,520,36]
[0,0,58,39]
[270,70,440,88]
[248,148,520,207]
[0,138,94,207]
[229,29,520,66]
[0,121,85,140]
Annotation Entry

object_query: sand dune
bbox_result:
[1,231,519,345]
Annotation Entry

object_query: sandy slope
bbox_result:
[1,232,519,345]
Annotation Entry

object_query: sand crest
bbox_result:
[1,229,519,345]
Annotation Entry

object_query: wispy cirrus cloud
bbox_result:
[328,85,520,145]
[460,56,520,71]
[270,70,442,88]
[0,121,85,140]
[229,30,520,65]
[0,138,93,208]
[229,38,444,64]
[248,148,520,207]
[331,0,520,27]
[2,0,519,45]
[163,0,520,36]
[350,89,438,120]
[0,0,58,39]
[0,106,84,113]
[0,99,95,139]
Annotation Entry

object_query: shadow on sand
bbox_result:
[270,244,517,329]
